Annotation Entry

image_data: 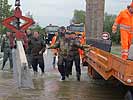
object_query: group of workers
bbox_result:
[49,26,88,81]
[1,1,133,82]
[1,30,46,77]
[0,26,88,81]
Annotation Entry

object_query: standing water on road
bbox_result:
[0,50,124,100]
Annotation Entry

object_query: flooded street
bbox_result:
[0,50,125,100]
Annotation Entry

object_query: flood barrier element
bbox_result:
[12,41,33,88]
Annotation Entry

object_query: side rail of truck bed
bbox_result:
[85,46,133,86]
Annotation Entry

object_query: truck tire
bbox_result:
[88,66,103,79]
[92,68,103,79]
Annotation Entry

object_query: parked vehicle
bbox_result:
[45,24,59,45]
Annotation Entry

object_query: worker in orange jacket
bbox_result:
[112,2,133,60]
[79,35,85,58]
[51,32,58,69]
[77,33,87,67]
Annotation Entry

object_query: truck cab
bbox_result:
[67,23,85,37]
[45,25,59,44]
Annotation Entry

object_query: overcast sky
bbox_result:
[9,0,131,27]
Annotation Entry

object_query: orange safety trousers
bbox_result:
[112,9,133,60]
[120,29,133,60]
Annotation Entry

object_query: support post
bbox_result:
[86,0,105,39]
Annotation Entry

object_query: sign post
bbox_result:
[2,0,34,88]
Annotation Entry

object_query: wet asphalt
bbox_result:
[0,49,125,100]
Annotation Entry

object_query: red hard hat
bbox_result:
[130,2,133,8]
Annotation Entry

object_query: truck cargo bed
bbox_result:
[86,46,133,86]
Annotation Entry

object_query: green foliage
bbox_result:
[72,9,85,24]
[72,10,120,44]
[0,0,13,35]
[103,13,120,44]
[30,24,44,39]
[32,24,42,32]
[25,12,45,39]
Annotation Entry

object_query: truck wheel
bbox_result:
[125,90,133,100]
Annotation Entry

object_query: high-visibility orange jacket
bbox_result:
[112,9,133,59]
[51,35,58,54]
[51,36,56,46]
